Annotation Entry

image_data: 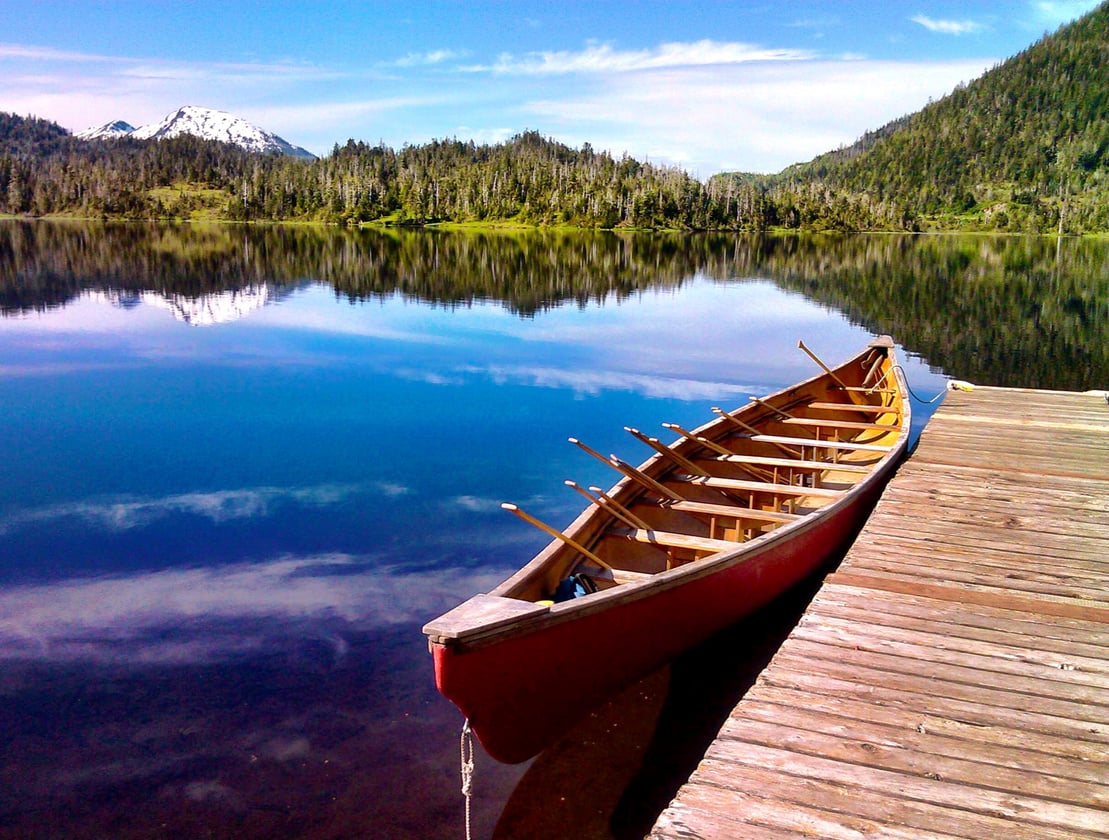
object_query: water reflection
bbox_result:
[0,221,1103,838]
[2,221,1106,389]
[0,553,508,664]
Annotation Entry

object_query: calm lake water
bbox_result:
[1,222,1105,839]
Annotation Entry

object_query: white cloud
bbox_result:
[0,554,510,664]
[390,48,469,67]
[450,495,507,513]
[476,39,811,75]
[0,483,397,535]
[481,363,759,401]
[0,42,349,133]
[520,57,993,174]
[245,95,446,133]
[910,15,984,35]
[0,43,116,62]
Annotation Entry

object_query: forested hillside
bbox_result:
[0,117,745,229]
[2,2,1108,231]
[720,1,1109,233]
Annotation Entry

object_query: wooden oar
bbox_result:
[568,438,684,502]
[797,339,849,389]
[610,455,685,502]
[590,486,654,531]
[661,422,733,456]
[662,423,777,482]
[711,407,802,459]
[564,480,653,531]
[748,395,796,420]
[862,351,886,388]
[625,426,709,476]
[866,364,894,394]
[501,503,612,570]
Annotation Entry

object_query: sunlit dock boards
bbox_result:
[650,386,1109,839]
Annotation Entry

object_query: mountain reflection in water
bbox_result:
[2,222,1106,389]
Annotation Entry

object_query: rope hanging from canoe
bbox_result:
[460,719,475,840]
[889,364,975,404]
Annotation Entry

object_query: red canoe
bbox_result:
[424,336,911,763]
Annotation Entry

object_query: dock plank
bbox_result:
[650,386,1109,839]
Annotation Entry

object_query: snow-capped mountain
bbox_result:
[76,120,136,140]
[78,106,316,159]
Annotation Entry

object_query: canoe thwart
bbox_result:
[746,434,894,453]
[783,417,899,432]
[674,474,843,499]
[610,527,740,554]
[667,500,800,523]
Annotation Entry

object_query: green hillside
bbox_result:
[719,1,1109,233]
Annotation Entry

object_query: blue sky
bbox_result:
[0,0,1101,175]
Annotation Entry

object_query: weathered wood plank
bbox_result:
[846,531,1109,576]
[843,550,1109,601]
[809,590,1109,656]
[773,639,1109,711]
[650,781,973,840]
[652,772,1089,840]
[717,715,1109,808]
[792,613,1109,681]
[741,685,1109,767]
[757,658,1109,744]
[828,570,1109,624]
[702,740,1109,834]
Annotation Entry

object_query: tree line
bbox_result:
[0,118,768,230]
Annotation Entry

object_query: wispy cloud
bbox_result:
[389,48,469,68]
[0,42,117,62]
[1031,0,1102,27]
[247,95,445,132]
[0,554,509,664]
[0,41,349,135]
[0,483,401,536]
[479,363,760,401]
[1,41,343,86]
[518,57,993,173]
[473,39,812,75]
[910,15,984,35]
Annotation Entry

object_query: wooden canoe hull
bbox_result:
[431,475,887,763]
[426,337,910,763]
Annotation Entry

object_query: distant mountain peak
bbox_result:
[78,106,316,159]
[75,120,136,140]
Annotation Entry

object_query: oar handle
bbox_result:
[798,339,849,389]
[501,503,612,570]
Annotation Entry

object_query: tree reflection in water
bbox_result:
[2,222,1105,390]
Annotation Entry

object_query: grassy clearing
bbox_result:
[147,183,230,221]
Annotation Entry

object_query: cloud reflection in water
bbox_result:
[0,482,404,535]
[0,553,509,665]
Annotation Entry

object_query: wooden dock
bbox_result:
[650,386,1109,839]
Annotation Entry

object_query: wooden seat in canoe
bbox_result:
[667,500,800,523]
[804,401,901,416]
[608,527,741,554]
[745,434,895,453]
[712,453,871,473]
[782,417,900,432]
[610,568,653,584]
[673,474,843,499]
